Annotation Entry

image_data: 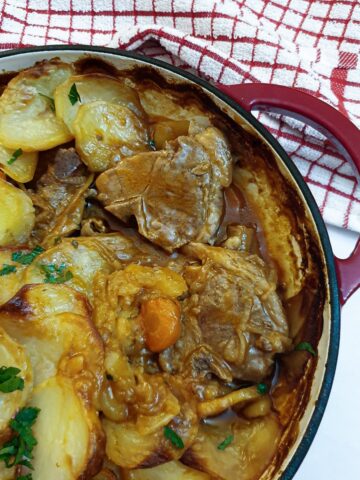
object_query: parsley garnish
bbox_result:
[217,434,234,450]
[295,342,316,356]
[257,383,268,395]
[17,475,32,480]
[148,139,156,151]
[39,263,73,284]
[0,264,16,276]
[0,407,40,470]
[0,367,24,393]
[11,246,44,266]
[7,148,23,166]
[164,426,184,449]
[68,83,81,105]
[38,93,55,112]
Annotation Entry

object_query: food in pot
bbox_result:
[0,58,324,480]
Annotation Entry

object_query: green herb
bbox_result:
[11,246,44,266]
[295,342,316,356]
[0,367,24,393]
[217,434,234,450]
[71,240,79,249]
[163,426,184,449]
[68,83,81,105]
[39,263,73,284]
[38,93,55,112]
[7,148,23,166]
[0,407,40,469]
[17,475,33,480]
[148,139,156,151]
[0,264,16,276]
[257,383,268,395]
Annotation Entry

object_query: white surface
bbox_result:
[295,225,360,479]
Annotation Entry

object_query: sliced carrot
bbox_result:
[140,297,181,353]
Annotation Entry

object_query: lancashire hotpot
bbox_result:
[0,45,359,480]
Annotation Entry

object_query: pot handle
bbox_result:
[217,83,360,305]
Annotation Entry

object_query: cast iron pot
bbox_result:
[0,45,359,480]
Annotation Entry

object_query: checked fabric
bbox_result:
[0,0,359,231]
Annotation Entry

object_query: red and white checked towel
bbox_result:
[0,0,359,232]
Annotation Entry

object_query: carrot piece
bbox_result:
[140,297,181,352]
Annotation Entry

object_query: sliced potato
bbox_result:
[0,284,104,402]
[123,461,210,479]
[0,248,28,306]
[0,326,33,435]
[0,144,38,183]
[29,376,105,480]
[0,178,34,246]
[73,101,149,172]
[23,237,116,302]
[0,61,74,151]
[182,416,281,480]
[103,420,164,470]
[54,74,146,134]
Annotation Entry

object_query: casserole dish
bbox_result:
[0,45,358,480]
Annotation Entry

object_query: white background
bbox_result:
[295,225,360,479]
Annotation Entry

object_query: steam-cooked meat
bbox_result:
[164,243,292,382]
[28,147,92,246]
[96,127,232,252]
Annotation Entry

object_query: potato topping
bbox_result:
[0,60,74,151]
[0,178,35,247]
[73,101,149,172]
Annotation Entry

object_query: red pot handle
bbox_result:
[217,83,360,305]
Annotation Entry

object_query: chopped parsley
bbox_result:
[0,264,16,276]
[217,434,234,451]
[17,475,33,480]
[0,407,40,470]
[0,367,24,393]
[148,139,156,151]
[295,341,316,356]
[7,148,23,166]
[163,426,184,449]
[71,240,79,249]
[68,83,81,105]
[11,246,44,266]
[257,383,268,395]
[38,93,55,112]
[39,263,73,284]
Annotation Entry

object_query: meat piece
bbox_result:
[28,147,92,246]
[96,127,232,252]
[166,243,291,382]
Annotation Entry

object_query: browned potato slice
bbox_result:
[0,178,34,246]
[54,74,146,134]
[0,248,27,306]
[23,237,116,302]
[73,101,148,172]
[0,61,74,151]
[182,416,281,480]
[103,420,164,470]
[123,461,210,479]
[0,284,104,402]
[0,144,38,183]
[0,327,32,435]
[29,376,105,480]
